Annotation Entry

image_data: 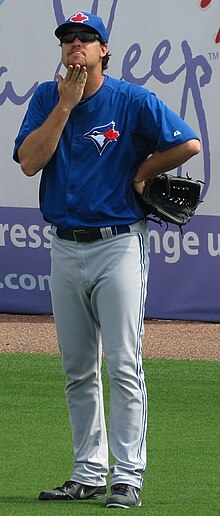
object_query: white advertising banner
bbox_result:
[0,0,220,319]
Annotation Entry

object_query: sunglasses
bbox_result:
[60,32,102,44]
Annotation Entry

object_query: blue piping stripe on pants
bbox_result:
[136,233,148,476]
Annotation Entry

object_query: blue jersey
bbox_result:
[13,75,198,228]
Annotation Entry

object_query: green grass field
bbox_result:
[0,354,219,515]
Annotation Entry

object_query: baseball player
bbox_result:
[13,11,200,509]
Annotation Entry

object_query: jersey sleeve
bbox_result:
[13,82,58,163]
[129,87,199,154]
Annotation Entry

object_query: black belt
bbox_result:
[56,225,131,243]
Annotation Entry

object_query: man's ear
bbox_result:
[100,43,108,57]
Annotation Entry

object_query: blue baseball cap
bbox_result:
[55,11,109,43]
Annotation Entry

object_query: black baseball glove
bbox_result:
[135,173,202,227]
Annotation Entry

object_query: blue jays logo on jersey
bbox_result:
[83,121,120,155]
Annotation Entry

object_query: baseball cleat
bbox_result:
[39,480,107,501]
[106,483,142,508]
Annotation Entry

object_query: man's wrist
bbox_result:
[133,179,143,184]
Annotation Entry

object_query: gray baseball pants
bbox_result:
[50,220,149,489]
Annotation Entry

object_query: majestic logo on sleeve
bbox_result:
[83,121,120,155]
[70,12,89,23]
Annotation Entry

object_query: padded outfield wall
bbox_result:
[1,0,220,320]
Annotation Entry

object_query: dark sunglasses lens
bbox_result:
[61,32,98,44]
[78,32,97,42]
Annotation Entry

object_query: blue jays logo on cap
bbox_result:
[55,11,109,43]
[83,122,120,155]
[69,12,89,23]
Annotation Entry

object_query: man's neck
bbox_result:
[82,74,105,100]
